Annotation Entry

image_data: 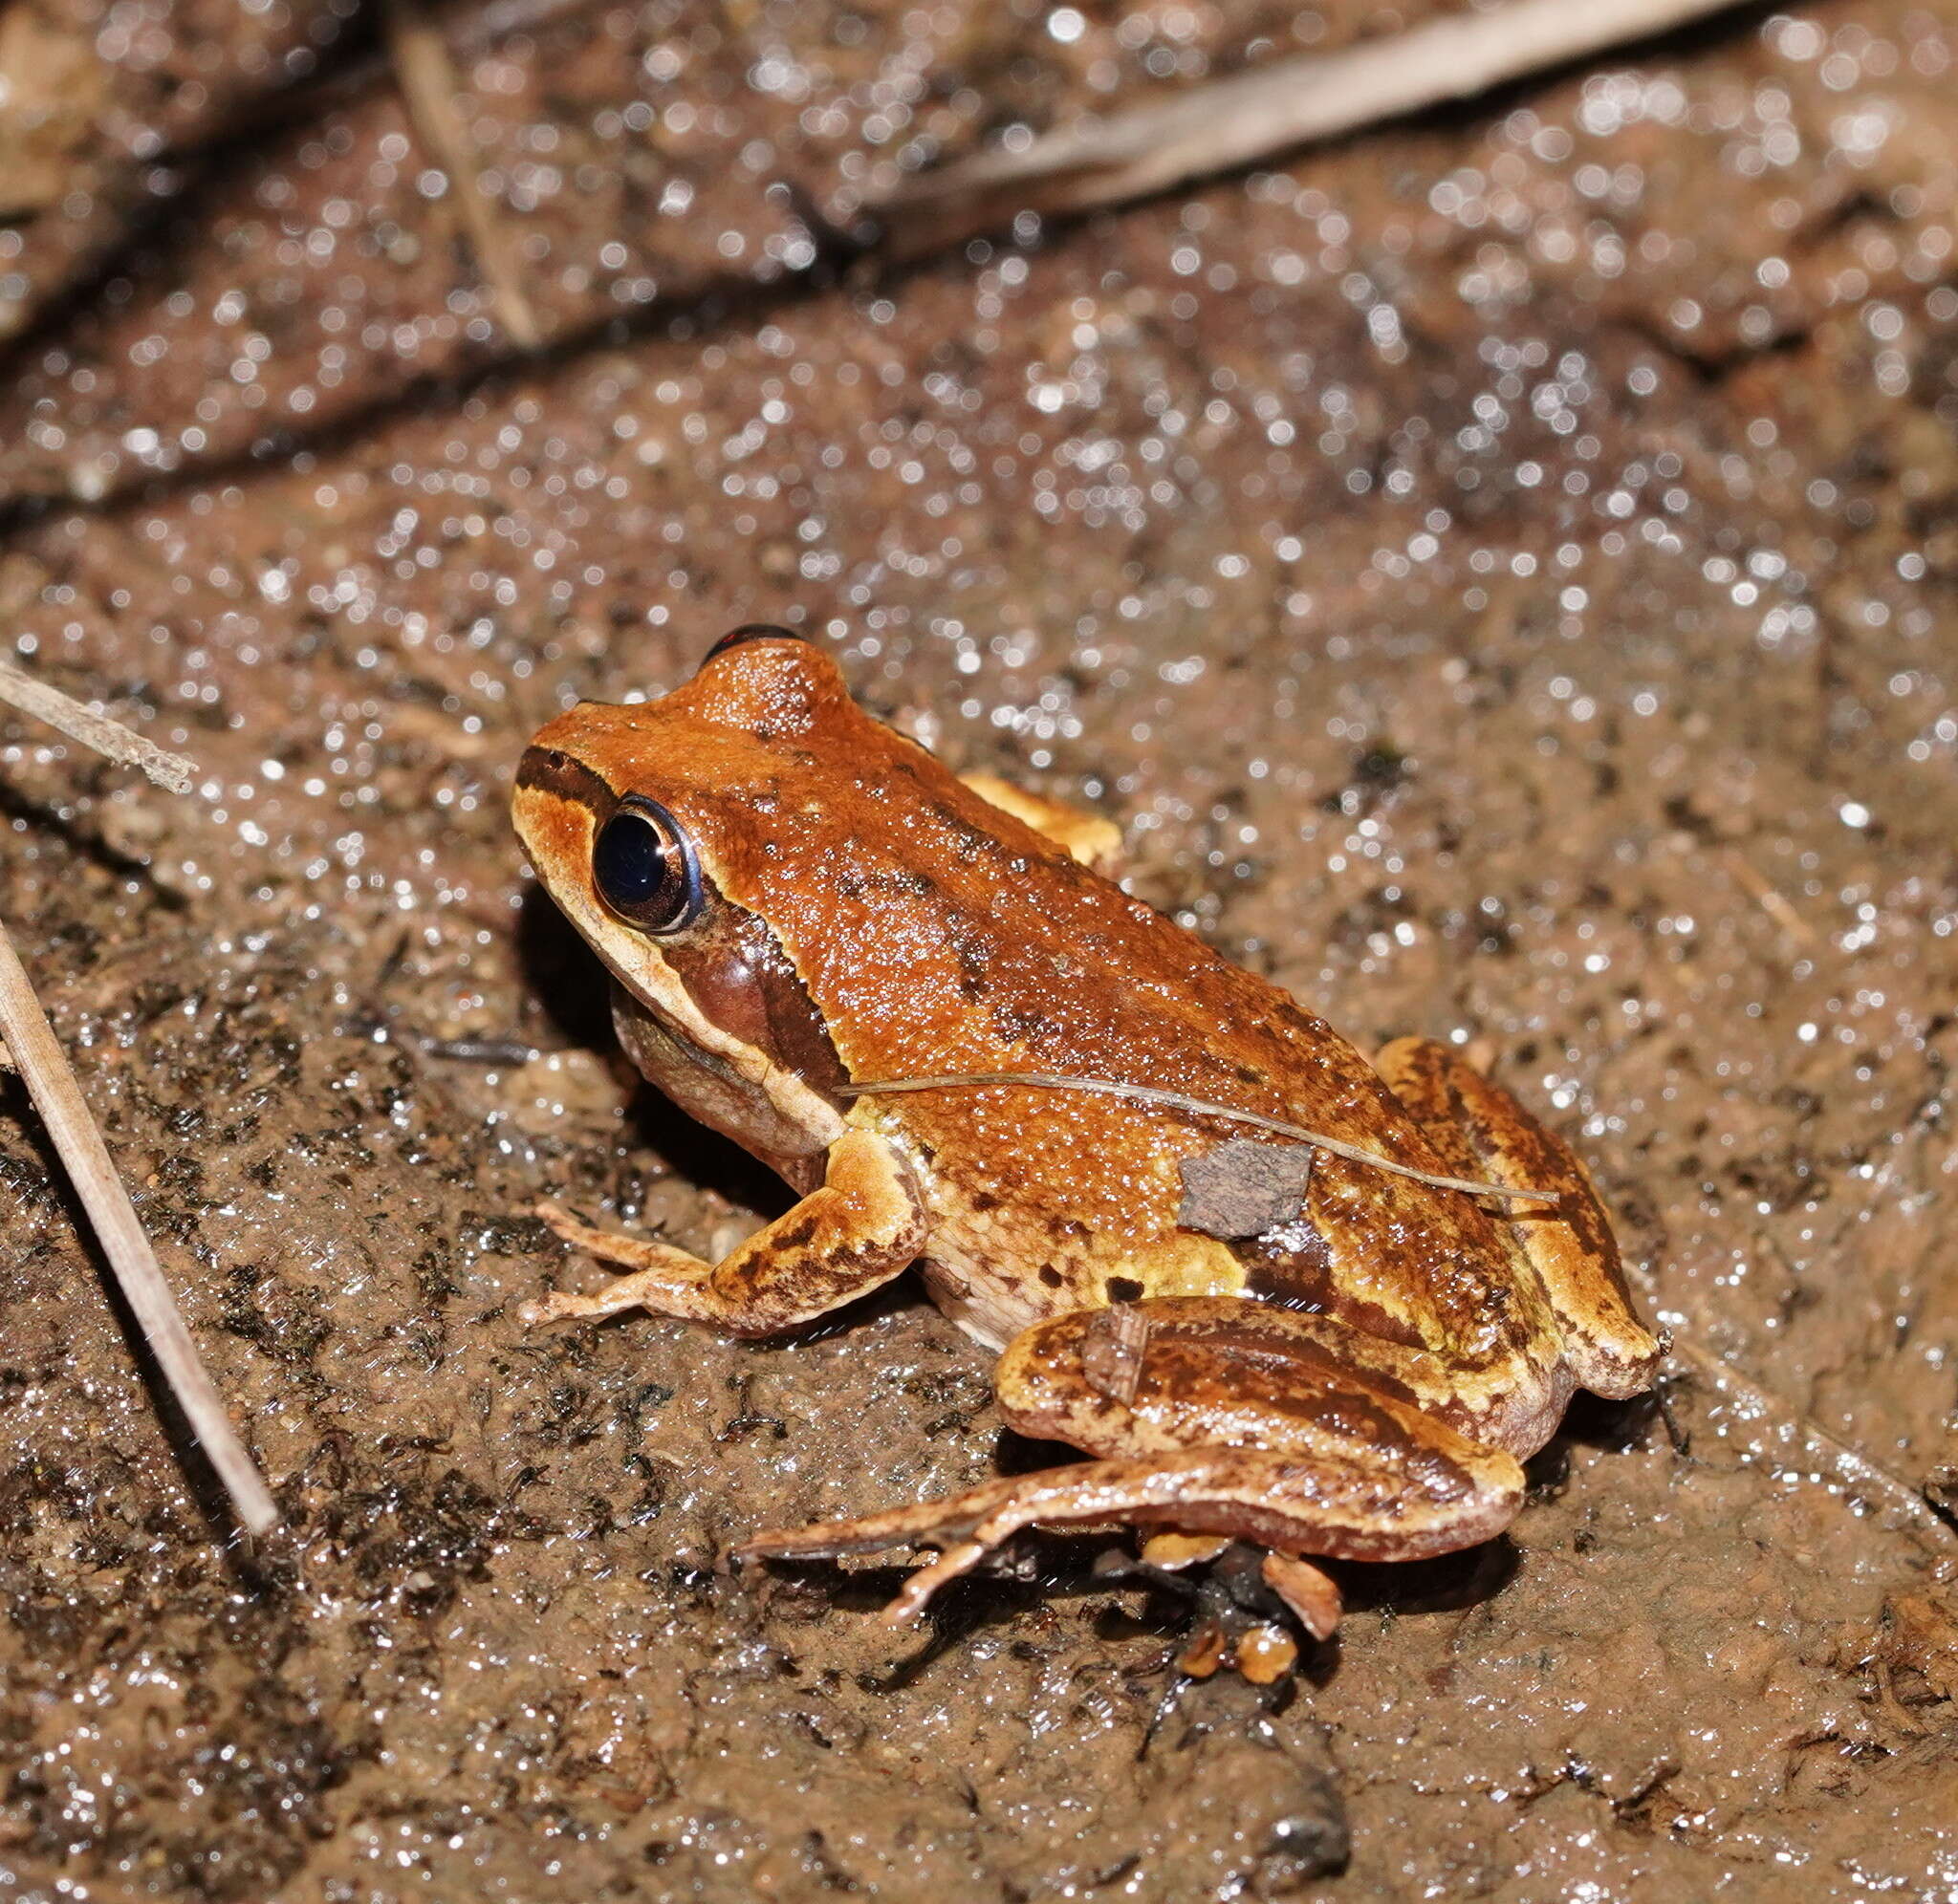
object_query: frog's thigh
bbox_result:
[1374,1037,1663,1399]
[958,771,1124,875]
[522,1129,927,1337]
[741,1298,1522,1620]
[994,1297,1523,1554]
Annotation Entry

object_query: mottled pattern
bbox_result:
[1377,1035,1659,1397]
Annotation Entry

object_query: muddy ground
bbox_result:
[2,1,1957,1897]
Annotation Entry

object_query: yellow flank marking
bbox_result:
[1099,1234,1246,1300]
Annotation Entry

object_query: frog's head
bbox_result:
[513,627,868,1163]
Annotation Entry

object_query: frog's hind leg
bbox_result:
[1374,1038,1663,1400]
[737,1298,1523,1624]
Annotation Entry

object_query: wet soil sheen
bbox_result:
[2,2,1956,1898]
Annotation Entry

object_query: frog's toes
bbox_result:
[880,1542,993,1624]
[534,1198,597,1244]
[737,1478,1030,1621]
[515,1287,610,1327]
[740,1521,1003,1628]
[735,1491,1000,1569]
[1259,1553,1342,1639]
[532,1197,714,1282]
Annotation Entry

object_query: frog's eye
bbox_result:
[701,622,806,665]
[592,797,703,934]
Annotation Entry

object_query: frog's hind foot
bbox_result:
[736,1437,1519,1628]
[737,1470,1045,1625]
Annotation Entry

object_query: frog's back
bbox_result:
[533,639,1528,1348]
[607,647,1522,1347]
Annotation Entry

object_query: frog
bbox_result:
[511,625,1663,1634]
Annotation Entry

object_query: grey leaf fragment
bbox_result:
[1177,1139,1315,1239]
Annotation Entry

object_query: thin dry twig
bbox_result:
[1723,849,1816,945]
[1665,1331,1949,1534]
[0,0,603,349]
[841,1071,1559,1202]
[382,0,543,350]
[0,919,278,1534]
[217,0,608,152]
[0,657,272,1531]
[866,0,1749,254]
[0,659,195,794]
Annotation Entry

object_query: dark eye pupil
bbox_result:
[595,811,667,904]
[592,803,698,931]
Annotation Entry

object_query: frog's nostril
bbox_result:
[702,623,806,665]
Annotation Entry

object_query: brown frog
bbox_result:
[512,627,1661,1633]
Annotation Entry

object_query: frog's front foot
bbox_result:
[516,1201,707,1326]
[520,1134,927,1333]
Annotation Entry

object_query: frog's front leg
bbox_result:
[959,771,1124,875]
[739,1298,1523,1623]
[521,1129,927,1336]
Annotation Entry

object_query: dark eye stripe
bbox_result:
[592,796,703,934]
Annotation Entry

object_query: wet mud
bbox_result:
[1,1,1956,1897]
